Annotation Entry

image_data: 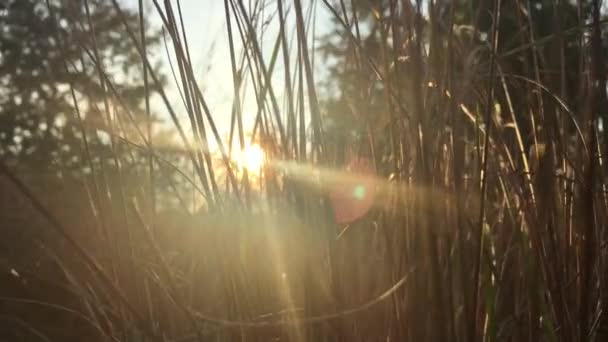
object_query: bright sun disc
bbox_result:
[236,144,265,172]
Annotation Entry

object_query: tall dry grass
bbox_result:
[1,0,608,341]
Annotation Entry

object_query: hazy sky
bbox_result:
[121,0,333,148]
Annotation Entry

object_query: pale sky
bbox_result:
[121,0,333,149]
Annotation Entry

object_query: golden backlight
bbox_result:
[235,144,265,173]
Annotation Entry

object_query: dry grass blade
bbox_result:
[2,0,607,341]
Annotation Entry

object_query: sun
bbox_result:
[235,144,265,173]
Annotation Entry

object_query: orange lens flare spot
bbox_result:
[329,157,376,224]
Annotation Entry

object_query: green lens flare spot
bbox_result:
[352,185,366,200]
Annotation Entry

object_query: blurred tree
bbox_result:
[0,2,172,341]
[318,0,607,169]
[318,0,387,166]
[0,0,163,177]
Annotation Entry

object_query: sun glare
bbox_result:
[235,144,265,173]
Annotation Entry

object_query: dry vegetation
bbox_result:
[1,0,608,341]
